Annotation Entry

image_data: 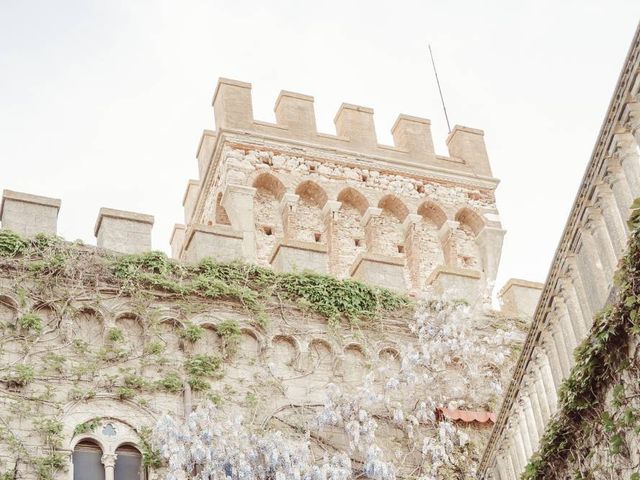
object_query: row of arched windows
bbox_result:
[214,172,485,281]
[73,440,143,480]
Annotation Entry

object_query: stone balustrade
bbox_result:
[479,21,640,479]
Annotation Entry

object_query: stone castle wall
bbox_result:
[171,79,508,298]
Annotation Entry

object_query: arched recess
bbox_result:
[154,318,184,366]
[252,172,287,264]
[342,344,368,387]
[413,201,447,281]
[335,187,369,278]
[114,313,145,365]
[34,302,62,346]
[454,207,484,269]
[375,194,409,257]
[0,294,18,324]
[0,295,19,364]
[291,181,327,243]
[72,308,104,349]
[266,335,299,379]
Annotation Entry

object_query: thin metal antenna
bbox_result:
[428,44,451,133]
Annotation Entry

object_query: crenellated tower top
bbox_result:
[209,78,494,178]
[173,78,507,300]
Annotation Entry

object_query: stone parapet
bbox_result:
[349,253,406,292]
[94,208,154,254]
[209,78,493,177]
[182,224,244,264]
[269,239,329,274]
[0,189,61,237]
[426,266,482,304]
[498,278,544,319]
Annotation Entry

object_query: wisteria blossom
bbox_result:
[153,297,521,479]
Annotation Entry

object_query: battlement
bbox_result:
[211,78,493,177]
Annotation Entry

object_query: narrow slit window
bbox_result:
[314,232,322,243]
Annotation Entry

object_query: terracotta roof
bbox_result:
[437,408,496,424]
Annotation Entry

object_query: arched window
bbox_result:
[73,440,105,480]
[114,444,143,480]
[292,181,327,243]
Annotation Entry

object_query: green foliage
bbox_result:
[73,418,101,435]
[277,271,409,324]
[522,225,640,479]
[180,324,204,342]
[0,230,27,257]
[187,377,209,391]
[34,419,63,448]
[627,197,640,231]
[115,386,136,400]
[17,313,42,333]
[139,427,162,469]
[5,365,34,388]
[157,373,183,393]
[144,340,164,355]
[109,252,410,325]
[33,453,65,480]
[123,374,148,390]
[107,327,124,343]
[217,319,241,354]
[184,354,221,377]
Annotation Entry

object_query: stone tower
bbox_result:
[171,78,506,301]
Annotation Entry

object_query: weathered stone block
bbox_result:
[350,253,406,292]
[94,208,154,254]
[499,278,544,319]
[0,190,60,237]
[269,239,329,274]
[183,224,244,263]
[427,266,482,304]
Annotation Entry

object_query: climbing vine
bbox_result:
[522,200,640,479]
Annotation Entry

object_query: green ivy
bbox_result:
[522,216,640,479]
[107,327,124,343]
[184,354,221,377]
[17,313,42,333]
[180,324,204,342]
[0,230,27,257]
[73,418,101,435]
[157,373,183,393]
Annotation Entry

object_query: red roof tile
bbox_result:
[437,408,496,424]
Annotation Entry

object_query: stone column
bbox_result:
[551,320,571,378]
[279,193,300,241]
[541,336,562,393]
[362,207,383,254]
[221,184,258,262]
[526,377,545,437]
[509,422,527,474]
[323,200,342,276]
[575,229,609,309]
[495,453,509,480]
[559,278,590,342]
[537,350,558,414]
[517,406,533,458]
[563,260,594,331]
[402,213,422,293]
[594,181,627,257]
[438,220,459,267]
[522,395,540,451]
[102,453,117,480]
[505,445,518,478]
[603,158,634,225]
[533,364,551,424]
[612,132,640,199]
[585,206,617,284]
[475,226,506,296]
[554,297,580,352]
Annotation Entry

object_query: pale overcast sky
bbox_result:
[1,1,639,291]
